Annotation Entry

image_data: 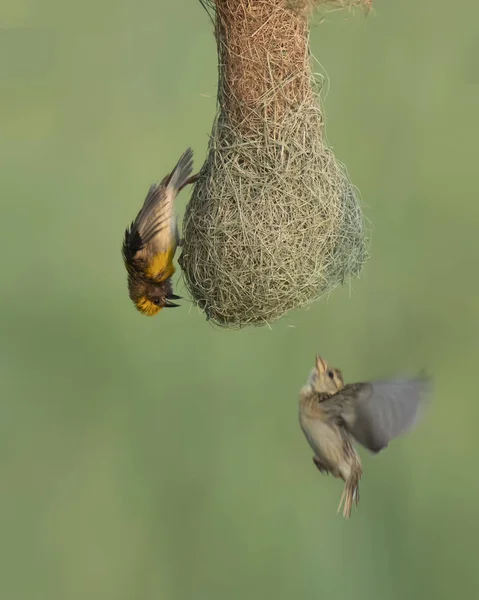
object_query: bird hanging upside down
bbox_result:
[299,355,430,518]
[122,148,198,316]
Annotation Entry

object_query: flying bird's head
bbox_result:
[307,355,344,395]
[128,277,181,316]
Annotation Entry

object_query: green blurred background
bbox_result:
[1,0,478,598]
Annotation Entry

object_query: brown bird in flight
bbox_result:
[299,355,429,518]
[122,148,198,316]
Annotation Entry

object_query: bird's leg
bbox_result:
[178,173,200,193]
[312,456,329,475]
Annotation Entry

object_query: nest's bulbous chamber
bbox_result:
[180,106,366,327]
[179,0,367,328]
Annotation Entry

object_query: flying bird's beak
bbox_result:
[167,294,182,300]
[315,355,327,374]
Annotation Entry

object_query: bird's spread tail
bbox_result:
[337,465,362,519]
[166,148,194,194]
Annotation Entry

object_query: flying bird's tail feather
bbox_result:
[337,464,362,519]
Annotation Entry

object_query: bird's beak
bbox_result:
[167,293,182,300]
[164,300,180,308]
[315,355,327,374]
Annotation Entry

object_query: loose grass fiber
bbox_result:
[287,0,372,18]
[179,0,369,328]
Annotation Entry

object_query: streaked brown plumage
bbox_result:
[299,355,430,518]
[122,148,197,316]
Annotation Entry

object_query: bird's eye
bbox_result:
[328,370,334,379]
[151,298,160,305]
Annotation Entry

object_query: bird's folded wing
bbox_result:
[122,148,194,277]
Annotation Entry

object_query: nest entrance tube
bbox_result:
[179,0,368,328]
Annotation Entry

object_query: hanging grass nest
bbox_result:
[179,0,371,328]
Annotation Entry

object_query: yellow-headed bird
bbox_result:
[299,355,430,518]
[122,148,196,316]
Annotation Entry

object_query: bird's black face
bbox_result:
[145,287,166,307]
[130,278,182,316]
[145,284,181,309]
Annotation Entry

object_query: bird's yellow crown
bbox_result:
[135,296,162,316]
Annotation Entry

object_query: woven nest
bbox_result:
[179,0,370,328]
